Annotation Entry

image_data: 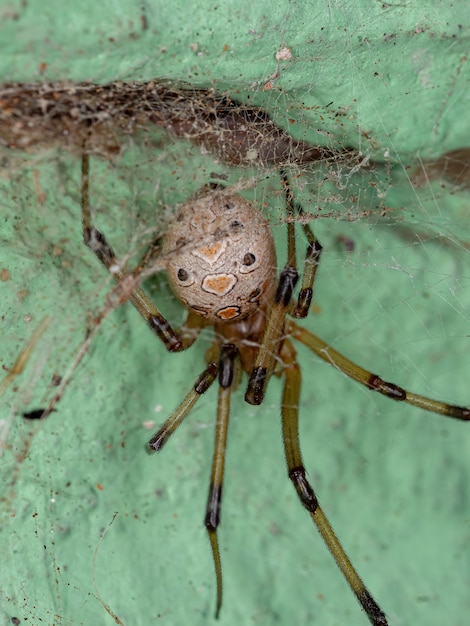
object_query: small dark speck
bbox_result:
[22,408,48,420]
[22,408,56,420]
[335,234,355,252]
[229,220,244,234]
[209,172,228,181]
[11,618,21,625]
[52,373,62,386]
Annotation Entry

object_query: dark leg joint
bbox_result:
[245,366,267,405]
[367,374,406,401]
[358,589,388,625]
[147,432,163,452]
[83,225,116,266]
[205,485,222,531]
[194,362,218,394]
[447,405,470,421]
[218,344,237,388]
[147,315,183,352]
[306,239,322,259]
[294,288,313,318]
[289,466,318,513]
[275,266,299,307]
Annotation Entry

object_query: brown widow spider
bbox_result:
[80,154,469,625]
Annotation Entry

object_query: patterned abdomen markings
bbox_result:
[163,191,277,322]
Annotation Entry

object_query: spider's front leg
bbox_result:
[80,154,202,352]
[280,339,388,626]
[281,170,323,319]
[245,171,322,405]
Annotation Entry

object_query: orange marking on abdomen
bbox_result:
[217,306,241,320]
[202,273,237,296]
[193,240,227,265]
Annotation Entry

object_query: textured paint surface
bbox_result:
[1,2,469,626]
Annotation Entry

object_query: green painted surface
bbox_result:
[1,2,469,626]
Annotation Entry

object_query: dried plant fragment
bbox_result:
[0,80,357,168]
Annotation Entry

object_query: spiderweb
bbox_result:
[1,2,469,626]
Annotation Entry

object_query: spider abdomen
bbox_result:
[163,190,277,323]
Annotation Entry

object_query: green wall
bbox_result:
[1,2,469,625]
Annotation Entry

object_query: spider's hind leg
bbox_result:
[280,338,388,626]
[205,343,239,618]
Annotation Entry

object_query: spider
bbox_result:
[80,154,469,626]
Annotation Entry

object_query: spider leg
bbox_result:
[205,344,238,618]
[280,170,323,319]
[81,154,202,352]
[245,172,323,405]
[287,319,470,420]
[280,338,388,626]
[147,361,218,451]
[245,179,300,405]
